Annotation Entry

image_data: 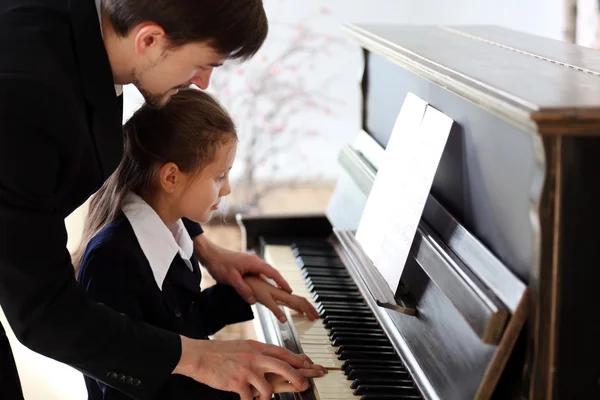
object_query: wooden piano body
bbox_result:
[237,25,600,400]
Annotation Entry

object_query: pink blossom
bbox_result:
[270,62,281,76]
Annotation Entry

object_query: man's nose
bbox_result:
[190,68,213,90]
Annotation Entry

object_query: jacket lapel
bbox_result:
[68,0,123,180]
[166,258,202,296]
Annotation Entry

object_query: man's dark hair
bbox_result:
[103,0,268,60]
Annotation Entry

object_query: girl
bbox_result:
[74,89,323,399]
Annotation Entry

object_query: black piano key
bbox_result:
[313,290,362,298]
[360,394,421,400]
[333,337,392,347]
[292,242,333,251]
[338,350,398,361]
[314,293,364,303]
[292,248,338,258]
[323,315,377,324]
[347,369,411,381]
[334,344,394,355]
[315,293,364,303]
[302,267,349,277]
[351,378,415,389]
[320,310,373,320]
[354,384,420,396]
[299,262,347,271]
[309,283,360,293]
[321,309,373,318]
[342,359,404,371]
[319,306,371,315]
[317,301,368,310]
[346,365,407,377]
[296,257,345,268]
[330,331,388,341]
[306,277,355,285]
[302,269,349,279]
[325,320,380,330]
[329,326,384,336]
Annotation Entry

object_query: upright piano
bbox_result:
[237,25,600,400]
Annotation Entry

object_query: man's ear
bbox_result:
[132,23,167,55]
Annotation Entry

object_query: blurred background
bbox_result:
[4,0,599,398]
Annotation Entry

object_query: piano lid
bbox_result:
[344,24,600,136]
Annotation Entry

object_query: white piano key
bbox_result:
[313,371,360,400]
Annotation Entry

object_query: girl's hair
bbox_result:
[72,89,236,271]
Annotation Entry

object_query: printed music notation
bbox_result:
[356,92,454,295]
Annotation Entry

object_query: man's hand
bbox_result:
[173,337,327,400]
[244,275,320,323]
[193,234,292,304]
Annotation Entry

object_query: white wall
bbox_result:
[123,0,564,184]
[577,0,600,48]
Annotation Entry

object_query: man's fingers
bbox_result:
[266,373,304,394]
[248,372,273,400]
[254,342,310,369]
[254,353,310,391]
[237,382,254,400]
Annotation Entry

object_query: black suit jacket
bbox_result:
[78,216,253,400]
[0,0,203,398]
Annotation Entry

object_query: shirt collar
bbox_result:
[95,0,123,97]
[121,192,194,290]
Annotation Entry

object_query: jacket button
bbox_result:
[125,376,133,385]
[117,373,126,381]
[106,371,117,379]
[133,379,141,387]
[174,308,182,318]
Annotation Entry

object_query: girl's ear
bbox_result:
[159,162,181,193]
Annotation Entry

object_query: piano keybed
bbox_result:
[263,240,422,400]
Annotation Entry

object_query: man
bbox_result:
[0,0,318,399]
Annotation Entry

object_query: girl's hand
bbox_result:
[261,366,327,395]
[243,275,320,323]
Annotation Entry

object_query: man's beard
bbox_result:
[131,73,169,109]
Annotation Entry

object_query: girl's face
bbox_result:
[177,139,237,223]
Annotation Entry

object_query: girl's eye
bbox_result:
[216,174,226,182]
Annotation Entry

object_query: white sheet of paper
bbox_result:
[355,93,453,294]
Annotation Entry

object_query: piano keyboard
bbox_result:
[263,240,422,400]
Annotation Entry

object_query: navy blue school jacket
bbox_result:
[77,216,253,399]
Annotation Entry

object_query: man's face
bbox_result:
[131,32,225,108]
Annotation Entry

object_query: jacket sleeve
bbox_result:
[182,218,204,238]
[199,284,254,336]
[0,79,180,399]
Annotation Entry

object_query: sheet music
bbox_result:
[356,93,453,295]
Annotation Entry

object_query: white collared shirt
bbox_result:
[121,192,194,290]
[95,0,123,97]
